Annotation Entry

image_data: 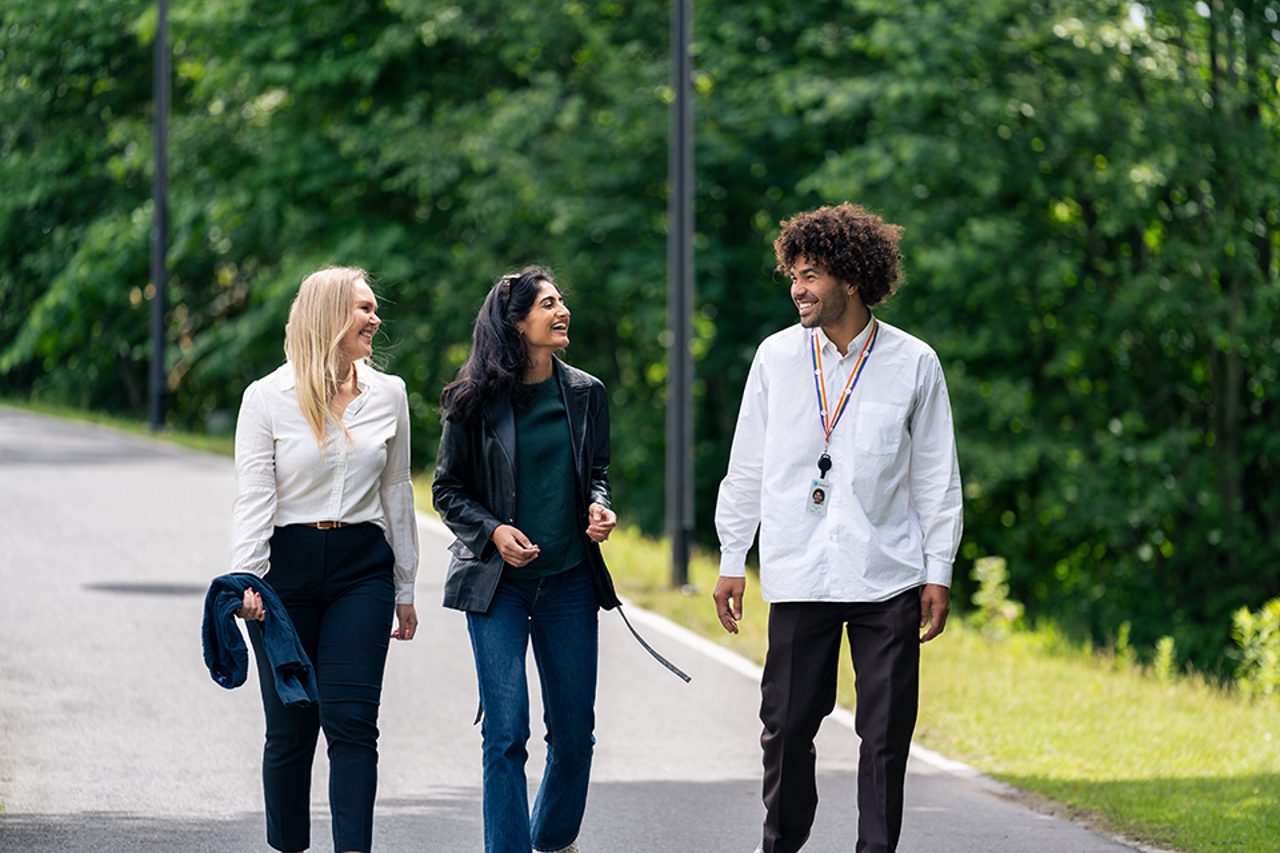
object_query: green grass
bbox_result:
[923,628,1280,851]
[11,404,1277,851]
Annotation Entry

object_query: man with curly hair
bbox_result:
[713,202,963,853]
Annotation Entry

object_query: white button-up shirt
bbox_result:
[228,363,419,604]
[715,318,963,603]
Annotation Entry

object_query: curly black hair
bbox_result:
[773,203,904,308]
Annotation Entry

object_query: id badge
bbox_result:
[807,479,831,516]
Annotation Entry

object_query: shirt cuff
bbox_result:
[925,558,953,589]
[395,580,415,606]
[718,551,748,578]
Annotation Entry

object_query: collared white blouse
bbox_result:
[715,318,963,604]
[228,362,419,604]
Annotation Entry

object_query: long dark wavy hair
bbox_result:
[440,266,559,424]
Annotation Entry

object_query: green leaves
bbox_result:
[797,0,1280,671]
[1233,599,1280,700]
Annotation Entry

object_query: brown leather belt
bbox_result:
[300,521,349,529]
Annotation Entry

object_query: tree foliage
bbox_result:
[3,0,1278,673]
[790,0,1280,673]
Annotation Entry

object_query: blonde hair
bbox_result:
[284,266,366,451]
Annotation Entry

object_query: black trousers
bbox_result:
[247,523,395,853]
[759,589,921,853]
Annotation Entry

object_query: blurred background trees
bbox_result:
[3,0,1278,676]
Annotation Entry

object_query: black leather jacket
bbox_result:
[432,359,620,613]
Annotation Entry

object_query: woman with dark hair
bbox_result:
[432,266,618,853]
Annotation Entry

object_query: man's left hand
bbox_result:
[919,584,950,643]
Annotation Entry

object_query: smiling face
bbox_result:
[789,255,855,330]
[515,279,570,353]
[338,279,380,362]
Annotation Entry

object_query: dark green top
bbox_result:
[508,372,586,579]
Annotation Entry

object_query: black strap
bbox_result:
[474,604,693,725]
[616,605,692,683]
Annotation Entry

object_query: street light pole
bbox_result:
[148,0,170,431]
[667,0,694,587]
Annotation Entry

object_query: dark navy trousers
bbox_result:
[248,523,395,853]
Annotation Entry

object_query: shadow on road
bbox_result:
[83,582,208,597]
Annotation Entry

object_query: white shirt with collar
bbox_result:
[715,317,963,603]
[228,362,420,604]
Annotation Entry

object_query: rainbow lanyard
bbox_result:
[810,318,879,458]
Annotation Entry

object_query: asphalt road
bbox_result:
[0,406,1158,852]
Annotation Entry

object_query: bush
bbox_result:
[968,556,1024,639]
[1153,635,1177,685]
[1113,621,1137,672]
[1231,598,1280,699]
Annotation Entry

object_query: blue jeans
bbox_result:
[248,523,395,853]
[466,562,599,853]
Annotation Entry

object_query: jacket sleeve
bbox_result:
[432,412,505,560]
[587,379,611,510]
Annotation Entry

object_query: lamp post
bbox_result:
[666,0,694,587]
[148,0,169,431]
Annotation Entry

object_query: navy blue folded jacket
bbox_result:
[202,572,318,707]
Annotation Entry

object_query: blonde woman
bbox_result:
[228,266,419,853]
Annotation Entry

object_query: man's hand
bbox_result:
[919,583,951,643]
[713,576,746,634]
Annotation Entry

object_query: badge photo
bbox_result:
[807,479,830,516]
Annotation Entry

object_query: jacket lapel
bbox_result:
[483,394,517,479]
[557,361,590,487]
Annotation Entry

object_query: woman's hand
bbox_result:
[493,524,541,567]
[586,503,616,543]
[235,588,265,622]
[391,604,418,641]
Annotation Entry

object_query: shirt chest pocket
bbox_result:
[850,401,909,457]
